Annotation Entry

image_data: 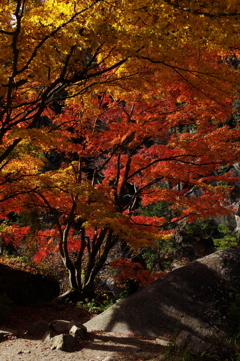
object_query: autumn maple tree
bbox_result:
[2,90,240,301]
[0,0,240,300]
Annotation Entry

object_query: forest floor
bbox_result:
[0,303,166,361]
[0,255,167,361]
[0,251,238,361]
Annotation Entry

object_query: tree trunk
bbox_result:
[55,288,83,303]
[57,228,119,303]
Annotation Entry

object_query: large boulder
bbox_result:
[175,330,227,357]
[0,263,59,306]
[84,248,240,340]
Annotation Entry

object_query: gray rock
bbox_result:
[68,321,87,339]
[67,319,87,337]
[0,263,59,306]
[48,333,75,352]
[84,249,240,339]
[27,320,49,337]
[43,330,56,341]
[175,330,225,356]
[0,329,19,342]
[49,320,70,333]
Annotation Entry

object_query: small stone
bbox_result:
[68,319,88,339]
[49,320,70,333]
[49,333,75,352]
[0,329,19,342]
[43,330,55,341]
[27,320,49,338]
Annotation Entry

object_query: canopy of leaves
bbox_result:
[0,0,240,296]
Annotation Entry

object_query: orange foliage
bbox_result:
[111,259,166,287]
[1,0,240,297]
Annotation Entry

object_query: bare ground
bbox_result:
[2,248,240,361]
[0,304,166,361]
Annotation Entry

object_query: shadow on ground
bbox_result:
[84,332,164,353]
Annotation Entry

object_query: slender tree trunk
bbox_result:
[57,228,119,302]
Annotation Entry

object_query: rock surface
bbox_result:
[68,320,88,339]
[47,333,76,351]
[0,328,19,341]
[175,330,226,356]
[84,248,240,340]
[31,319,88,352]
[49,320,71,333]
[26,320,49,338]
[0,263,60,305]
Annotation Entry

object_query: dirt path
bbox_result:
[0,304,165,361]
[0,331,165,361]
